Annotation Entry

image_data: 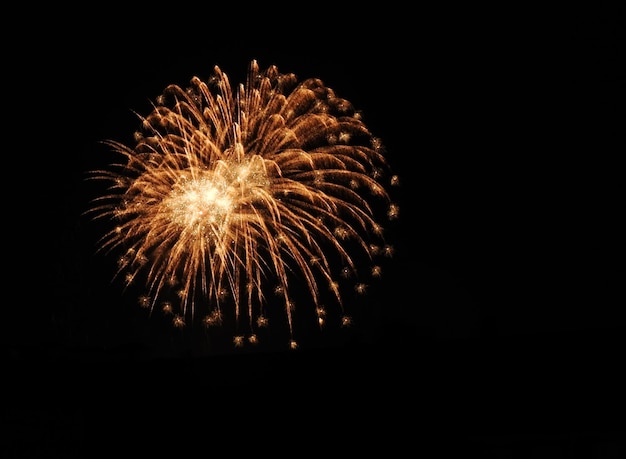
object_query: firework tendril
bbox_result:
[87,60,400,350]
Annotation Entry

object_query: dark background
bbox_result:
[4,2,625,457]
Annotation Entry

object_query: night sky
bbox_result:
[5,3,625,456]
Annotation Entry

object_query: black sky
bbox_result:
[5,3,625,455]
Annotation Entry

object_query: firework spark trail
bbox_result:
[87,59,400,349]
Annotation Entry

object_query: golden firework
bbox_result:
[87,60,399,349]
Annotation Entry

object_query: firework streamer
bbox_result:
[87,60,400,350]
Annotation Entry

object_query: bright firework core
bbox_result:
[87,60,400,350]
[166,157,270,233]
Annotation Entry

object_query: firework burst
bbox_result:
[87,60,400,349]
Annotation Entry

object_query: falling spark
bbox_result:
[87,60,400,349]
